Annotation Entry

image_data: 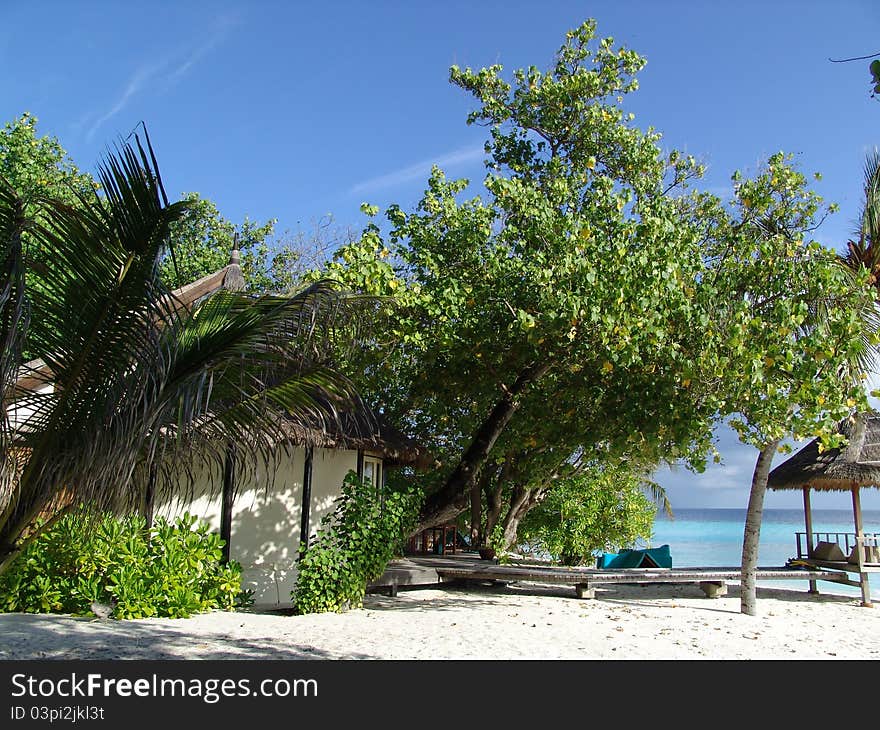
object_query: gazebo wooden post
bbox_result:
[803,486,818,594]
[852,485,872,608]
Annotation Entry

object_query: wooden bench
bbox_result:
[431,563,849,599]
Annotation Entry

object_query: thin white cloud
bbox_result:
[349,144,485,196]
[166,14,237,86]
[86,64,162,141]
[85,14,238,142]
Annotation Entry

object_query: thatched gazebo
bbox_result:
[767,411,880,607]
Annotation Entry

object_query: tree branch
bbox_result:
[829,51,880,62]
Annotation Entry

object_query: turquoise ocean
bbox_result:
[639,508,880,600]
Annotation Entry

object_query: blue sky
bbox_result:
[3,1,880,510]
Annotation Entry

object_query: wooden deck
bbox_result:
[367,553,850,599]
[793,558,880,574]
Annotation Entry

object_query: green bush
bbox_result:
[518,466,658,565]
[0,509,247,619]
[292,471,421,614]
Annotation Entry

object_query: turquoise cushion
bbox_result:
[598,549,643,568]
[644,544,672,568]
[597,545,672,569]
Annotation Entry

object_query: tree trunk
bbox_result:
[470,479,481,547]
[0,544,20,577]
[484,482,504,545]
[499,487,530,550]
[482,452,514,546]
[470,466,498,546]
[499,485,547,552]
[740,439,779,616]
[0,499,74,578]
[413,362,550,532]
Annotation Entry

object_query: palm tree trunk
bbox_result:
[0,499,74,576]
[740,439,780,616]
[0,543,19,576]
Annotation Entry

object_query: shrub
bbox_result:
[0,509,247,619]
[518,466,658,565]
[292,471,421,614]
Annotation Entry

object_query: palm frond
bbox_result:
[640,475,672,517]
[0,179,29,504]
[845,148,880,284]
[0,133,377,573]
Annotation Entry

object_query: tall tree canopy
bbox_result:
[317,20,726,535]
[159,193,301,294]
[316,20,876,585]
[0,113,97,209]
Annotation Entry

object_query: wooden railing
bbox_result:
[795,532,880,559]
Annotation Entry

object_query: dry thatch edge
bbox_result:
[768,411,880,492]
[9,254,433,470]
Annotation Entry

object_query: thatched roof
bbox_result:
[276,413,434,470]
[13,255,245,396]
[13,249,434,470]
[767,411,880,492]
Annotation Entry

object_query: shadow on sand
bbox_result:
[0,613,373,660]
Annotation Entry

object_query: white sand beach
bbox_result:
[2,580,879,661]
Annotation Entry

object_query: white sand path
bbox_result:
[2,581,878,661]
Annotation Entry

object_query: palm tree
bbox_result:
[844,149,880,290]
[838,149,880,391]
[0,133,372,576]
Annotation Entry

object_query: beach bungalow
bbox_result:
[151,412,431,607]
[10,249,432,608]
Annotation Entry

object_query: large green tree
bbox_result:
[317,21,723,536]
[316,21,876,596]
[0,115,102,359]
[0,134,371,576]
